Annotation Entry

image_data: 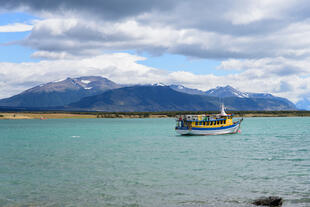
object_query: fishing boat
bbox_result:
[175,104,243,135]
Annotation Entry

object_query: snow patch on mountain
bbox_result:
[54,78,66,83]
[81,80,91,84]
[152,83,166,86]
[206,85,250,98]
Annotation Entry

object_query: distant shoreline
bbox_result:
[1,111,310,119]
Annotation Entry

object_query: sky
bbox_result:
[0,0,310,105]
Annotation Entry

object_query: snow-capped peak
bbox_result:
[206,85,250,98]
[152,83,166,86]
[81,80,91,84]
[54,78,66,83]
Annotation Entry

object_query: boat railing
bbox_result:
[176,114,233,122]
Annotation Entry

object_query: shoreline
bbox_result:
[1,111,310,119]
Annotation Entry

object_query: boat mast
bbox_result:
[220,103,227,116]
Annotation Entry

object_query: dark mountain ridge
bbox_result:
[0,76,297,111]
[0,76,121,107]
[69,85,219,112]
[69,85,296,112]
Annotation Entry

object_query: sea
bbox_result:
[0,117,309,207]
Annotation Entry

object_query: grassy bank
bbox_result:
[0,113,97,119]
[1,110,310,119]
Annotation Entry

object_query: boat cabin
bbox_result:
[176,114,234,129]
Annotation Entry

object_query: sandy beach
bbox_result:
[0,113,97,119]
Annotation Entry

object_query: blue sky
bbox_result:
[0,12,36,62]
[1,0,310,106]
[0,12,35,25]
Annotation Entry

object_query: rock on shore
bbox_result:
[252,196,283,206]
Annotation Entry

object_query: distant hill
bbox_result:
[169,84,206,96]
[68,85,296,112]
[0,76,120,107]
[205,85,249,98]
[0,78,297,111]
[296,97,310,110]
[69,85,219,112]
[223,97,296,111]
[204,85,296,109]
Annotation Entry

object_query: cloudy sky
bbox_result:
[1,0,310,104]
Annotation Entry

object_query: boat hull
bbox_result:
[175,122,241,135]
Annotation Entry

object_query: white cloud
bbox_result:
[0,53,166,98]
[0,23,33,32]
[31,51,74,59]
[1,53,310,104]
[18,13,310,61]
[225,0,292,25]
[2,0,310,106]
[217,57,310,102]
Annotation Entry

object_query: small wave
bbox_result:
[290,197,310,204]
[71,135,80,138]
[178,200,207,204]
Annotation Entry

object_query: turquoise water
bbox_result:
[0,117,310,207]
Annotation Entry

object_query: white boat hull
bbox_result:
[175,121,241,135]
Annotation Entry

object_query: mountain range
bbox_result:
[0,76,297,111]
[0,76,120,108]
[296,97,310,110]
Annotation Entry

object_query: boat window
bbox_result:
[195,121,198,125]
[210,121,213,126]
[224,120,226,124]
